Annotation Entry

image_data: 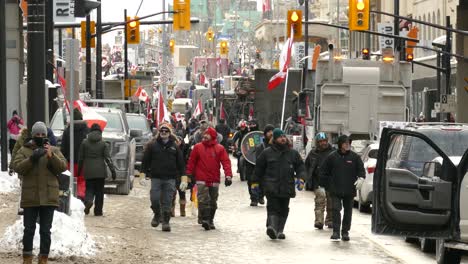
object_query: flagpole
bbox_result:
[280,67,290,130]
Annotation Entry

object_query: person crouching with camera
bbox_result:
[12,121,68,264]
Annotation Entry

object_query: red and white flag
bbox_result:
[156,91,170,128]
[73,100,108,130]
[175,112,184,122]
[267,26,294,91]
[248,105,254,121]
[219,101,226,120]
[192,99,203,119]
[134,86,149,102]
[146,97,152,120]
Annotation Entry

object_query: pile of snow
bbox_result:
[0,197,96,257]
[0,170,20,194]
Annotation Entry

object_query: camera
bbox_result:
[33,137,49,148]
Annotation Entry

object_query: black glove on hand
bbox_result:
[30,148,46,163]
[225,176,232,187]
[111,169,117,181]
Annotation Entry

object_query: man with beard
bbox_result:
[254,128,305,240]
[305,132,335,229]
[320,135,365,241]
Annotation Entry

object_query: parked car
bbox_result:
[354,143,379,213]
[372,123,468,264]
[126,113,152,173]
[50,107,140,195]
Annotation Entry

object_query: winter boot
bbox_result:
[38,255,48,264]
[151,207,161,227]
[209,209,216,230]
[180,200,186,217]
[22,255,33,264]
[162,212,171,232]
[259,197,265,205]
[277,216,287,240]
[250,201,258,207]
[341,231,350,241]
[201,209,211,231]
[84,202,93,215]
[330,232,340,241]
[314,223,324,230]
[266,215,278,239]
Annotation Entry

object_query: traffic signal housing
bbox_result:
[362,48,370,60]
[206,28,214,41]
[220,40,228,55]
[287,10,302,41]
[80,20,96,48]
[349,0,370,31]
[126,17,140,44]
[169,39,175,54]
[173,0,191,31]
[406,26,419,61]
[406,54,414,62]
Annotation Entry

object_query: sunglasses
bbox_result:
[160,129,170,134]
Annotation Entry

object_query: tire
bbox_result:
[420,238,436,253]
[436,239,461,264]
[405,237,419,243]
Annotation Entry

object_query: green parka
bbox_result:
[78,130,115,180]
[13,140,68,208]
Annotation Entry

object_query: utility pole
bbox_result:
[456,2,468,123]
[96,0,103,99]
[86,15,92,93]
[302,0,309,91]
[161,0,168,100]
[124,9,128,80]
[1,0,7,171]
[46,0,56,120]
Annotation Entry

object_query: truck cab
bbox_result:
[372,124,468,264]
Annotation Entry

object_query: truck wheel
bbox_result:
[420,238,435,253]
[436,239,461,264]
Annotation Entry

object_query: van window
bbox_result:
[99,112,123,132]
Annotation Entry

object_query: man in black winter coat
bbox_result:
[320,135,365,242]
[254,128,306,240]
[142,123,185,232]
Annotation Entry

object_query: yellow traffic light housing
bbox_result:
[362,48,370,60]
[173,0,191,31]
[406,54,414,62]
[206,28,214,41]
[406,26,419,61]
[81,20,96,48]
[349,0,370,31]
[220,40,228,55]
[126,16,140,44]
[287,10,302,41]
[169,39,175,54]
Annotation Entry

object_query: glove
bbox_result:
[30,148,46,163]
[179,175,189,192]
[251,183,260,196]
[295,178,305,191]
[111,169,117,181]
[355,177,365,190]
[315,186,326,196]
[8,169,14,176]
[225,176,232,187]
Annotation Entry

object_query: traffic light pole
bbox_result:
[86,15,92,94]
[302,0,309,91]
[0,0,7,171]
[124,9,128,80]
[96,0,103,99]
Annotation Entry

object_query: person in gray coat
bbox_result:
[78,123,116,216]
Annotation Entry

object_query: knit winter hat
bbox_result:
[90,123,102,132]
[205,127,217,140]
[272,128,285,140]
[159,122,173,132]
[337,135,350,149]
[31,121,48,136]
[263,124,275,136]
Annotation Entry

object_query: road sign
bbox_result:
[378,23,394,52]
[54,0,76,23]
[440,94,456,113]
[294,42,305,68]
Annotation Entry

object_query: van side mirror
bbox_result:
[130,129,143,138]
[422,161,442,177]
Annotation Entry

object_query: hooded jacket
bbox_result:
[78,130,115,180]
[254,143,305,198]
[305,143,335,190]
[186,128,232,185]
[13,139,67,208]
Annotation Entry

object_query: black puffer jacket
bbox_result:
[319,150,365,197]
[142,137,185,180]
[254,143,305,198]
[61,121,89,162]
[304,144,334,190]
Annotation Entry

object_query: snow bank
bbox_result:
[0,197,96,257]
[0,170,20,194]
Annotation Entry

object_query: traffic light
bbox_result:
[406,54,414,62]
[206,28,214,41]
[173,0,191,31]
[126,17,140,44]
[362,48,370,60]
[406,26,419,61]
[169,39,175,54]
[287,10,302,40]
[80,20,96,48]
[349,0,370,31]
[220,41,228,55]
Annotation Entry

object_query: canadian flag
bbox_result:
[175,112,184,122]
[192,99,203,119]
[219,101,226,120]
[135,86,149,102]
[156,91,171,128]
[73,100,108,130]
[267,26,294,91]
[248,105,254,121]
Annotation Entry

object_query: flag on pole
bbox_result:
[267,26,294,91]
[73,100,108,130]
[219,101,226,120]
[248,105,254,121]
[134,86,149,102]
[146,97,152,120]
[156,91,170,128]
[192,99,203,119]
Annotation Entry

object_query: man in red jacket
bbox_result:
[186,127,233,230]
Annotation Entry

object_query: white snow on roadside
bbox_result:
[0,170,19,194]
[0,197,96,257]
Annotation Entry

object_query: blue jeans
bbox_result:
[150,178,176,214]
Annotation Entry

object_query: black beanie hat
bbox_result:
[337,135,350,149]
[263,124,275,136]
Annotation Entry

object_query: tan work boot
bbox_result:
[23,255,33,264]
[180,200,186,217]
[38,255,48,264]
